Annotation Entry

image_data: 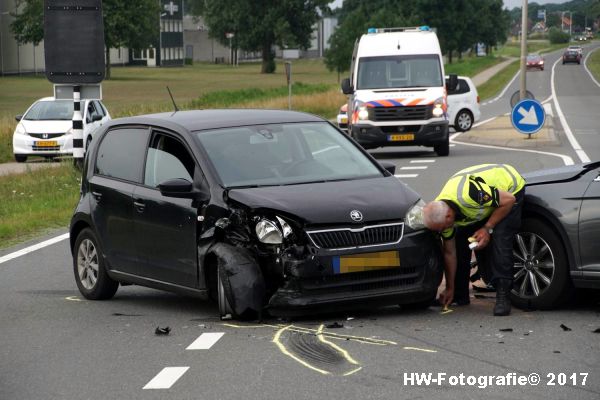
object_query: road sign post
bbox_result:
[511,98,546,139]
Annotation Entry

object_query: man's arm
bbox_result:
[440,237,456,306]
[472,190,515,248]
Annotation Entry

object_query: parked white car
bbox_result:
[336,103,348,131]
[12,97,111,162]
[446,75,481,132]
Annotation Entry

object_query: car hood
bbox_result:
[523,163,599,185]
[20,120,72,134]
[227,176,420,225]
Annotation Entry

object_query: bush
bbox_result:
[184,58,193,65]
[548,27,570,44]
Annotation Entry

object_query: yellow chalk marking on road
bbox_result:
[65,296,83,302]
[272,325,330,375]
[343,366,363,376]
[221,323,279,329]
[316,324,360,365]
[403,346,437,353]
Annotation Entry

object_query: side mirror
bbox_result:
[15,115,23,122]
[446,74,458,92]
[341,78,353,95]
[92,114,102,122]
[158,178,210,201]
[379,161,396,175]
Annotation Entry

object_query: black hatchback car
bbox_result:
[70,110,442,319]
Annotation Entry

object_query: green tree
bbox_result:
[9,0,159,79]
[188,0,329,73]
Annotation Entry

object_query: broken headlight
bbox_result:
[255,219,283,244]
[405,199,426,230]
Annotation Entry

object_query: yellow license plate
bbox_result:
[340,117,348,124]
[35,141,58,147]
[388,134,414,141]
[333,251,400,274]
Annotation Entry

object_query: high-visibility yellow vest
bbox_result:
[435,164,526,238]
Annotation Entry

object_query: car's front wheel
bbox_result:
[217,262,234,320]
[510,218,572,310]
[434,140,449,156]
[73,228,118,300]
[455,110,473,132]
[14,154,27,163]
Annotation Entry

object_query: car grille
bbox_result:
[29,133,65,139]
[298,267,419,295]
[371,105,432,121]
[306,222,404,250]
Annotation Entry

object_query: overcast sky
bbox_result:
[329,0,569,11]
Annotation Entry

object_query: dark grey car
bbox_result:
[510,162,600,309]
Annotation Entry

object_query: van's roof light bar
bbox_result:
[367,26,433,34]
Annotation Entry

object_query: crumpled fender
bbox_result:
[210,243,265,318]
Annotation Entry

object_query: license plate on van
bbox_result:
[387,134,414,141]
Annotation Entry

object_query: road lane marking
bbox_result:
[472,116,497,128]
[395,174,418,178]
[143,367,189,389]
[583,47,600,88]
[403,347,438,353]
[0,233,69,265]
[409,159,435,163]
[400,166,427,170]
[551,57,591,163]
[186,332,225,350]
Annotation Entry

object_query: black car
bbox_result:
[510,162,600,309]
[69,109,442,319]
[562,50,582,64]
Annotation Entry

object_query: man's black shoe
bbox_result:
[493,279,512,316]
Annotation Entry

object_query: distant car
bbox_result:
[567,45,583,55]
[509,162,600,310]
[12,97,111,163]
[526,54,545,71]
[336,103,348,131]
[562,50,582,64]
[445,75,481,132]
[69,109,444,319]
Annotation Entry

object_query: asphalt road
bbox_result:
[2,44,600,400]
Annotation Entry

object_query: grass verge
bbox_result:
[587,47,600,83]
[477,59,520,101]
[0,163,80,249]
[444,55,504,77]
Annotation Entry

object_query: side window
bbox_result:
[86,102,97,123]
[95,128,150,182]
[93,101,106,117]
[456,79,470,95]
[144,133,195,188]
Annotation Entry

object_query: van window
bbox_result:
[357,55,442,89]
[95,128,150,183]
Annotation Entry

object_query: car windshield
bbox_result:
[357,55,443,89]
[24,100,76,121]
[527,55,540,61]
[195,122,383,188]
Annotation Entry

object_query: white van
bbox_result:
[341,27,456,156]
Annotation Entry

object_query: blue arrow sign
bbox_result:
[511,98,546,134]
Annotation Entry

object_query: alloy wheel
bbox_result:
[512,232,555,298]
[77,239,99,290]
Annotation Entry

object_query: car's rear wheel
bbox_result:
[455,110,473,132]
[14,154,27,163]
[73,228,118,300]
[434,140,449,156]
[510,218,572,310]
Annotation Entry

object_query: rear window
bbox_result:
[95,128,150,183]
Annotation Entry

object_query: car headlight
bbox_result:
[276,216,293,239]
[14,123,27,136]
[432,97,445,117]
[358,106,369,120]
[255,219,283,244]
[405,199,426,230]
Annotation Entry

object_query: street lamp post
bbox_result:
[519,0,528,101]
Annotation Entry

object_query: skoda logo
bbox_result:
[43,133,48,139]
[350,210,363,222]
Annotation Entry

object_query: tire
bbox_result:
[85,136,92,152]
[14,154,27,163]
[510,218,573,310]
[434,140,449,156]
[401,294,436,311]
[454,110,473,132]
[217,260,234,320]
[73,228,118,300]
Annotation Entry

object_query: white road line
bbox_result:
[143,367,189,390]
[583,47,600,88]
[550,57,591,163]
[395,174,418,178]
[0,233,69,265]
[472,116,497,128]
[409,159,435,163]
[541,94,553,104]
[186,332,225,350]
[400,166,427,170]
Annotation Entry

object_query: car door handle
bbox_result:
[133,199,146,213]
[91,191,102,201]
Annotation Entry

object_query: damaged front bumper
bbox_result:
[267,229,442,314]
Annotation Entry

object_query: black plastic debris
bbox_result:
[499,328,513,332]
[553,350,561,354]
[593,328,600,334]
[112,313,143,317]
[560,324,572,332]
[326,322,344,329]
[155,326,171,335]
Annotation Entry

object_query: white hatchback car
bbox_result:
[446,75,481,132]
[12,97,111,162]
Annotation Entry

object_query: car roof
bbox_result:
[112,109,324,132]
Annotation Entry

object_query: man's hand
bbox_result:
[438,287,454,306]
[472,228,491,249]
